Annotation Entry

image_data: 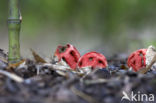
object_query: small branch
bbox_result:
[0,70,24,83]
[71,86,98,103]
[0,57,8,63]
[84,79,108,85]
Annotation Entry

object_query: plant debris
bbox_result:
[0,48,156,103]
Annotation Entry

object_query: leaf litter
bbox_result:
[0,49,155,103]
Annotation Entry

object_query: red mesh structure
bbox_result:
[54,44,80,70]
[127,49,147,72]
[78,52,108,69]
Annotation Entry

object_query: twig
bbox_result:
[0,57,8,63]
[84,79,108,85]
[71,86,98,103]
[80,68,100,82]
[0,70,24,83]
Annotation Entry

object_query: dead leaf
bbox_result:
[7,59,25,69]
[120,64,128,70]
[30,49,47,63]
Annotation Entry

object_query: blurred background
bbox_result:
[0,0,156,58]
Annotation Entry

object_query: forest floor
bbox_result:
[0,49,155,103]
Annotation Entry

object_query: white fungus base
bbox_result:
[146,45,156,70]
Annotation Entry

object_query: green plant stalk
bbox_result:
[8,0,21,63]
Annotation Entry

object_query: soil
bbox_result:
[0,49,156,103]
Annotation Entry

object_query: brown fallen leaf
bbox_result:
[7,59,25,69]
[120,64,128,70]
[30,48,47,63]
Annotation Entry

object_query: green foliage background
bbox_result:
[0,0,156,56]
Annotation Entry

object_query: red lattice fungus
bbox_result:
[54,44,80,70]
[78,52,108,69]
[127,49,147,72]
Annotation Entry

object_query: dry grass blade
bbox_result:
[43,63,72,71]
[30,49,47,63]
[0,70,24,83]
[84,79,108,85]
[0,57,8,63]
[71,86,98,103]
[139,54,156,74]
[80,69,98,82]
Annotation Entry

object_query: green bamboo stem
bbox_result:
[8,0,21,63]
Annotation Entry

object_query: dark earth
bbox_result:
[0,49,156,103]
